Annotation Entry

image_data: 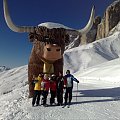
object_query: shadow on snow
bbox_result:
[72,87,120,105]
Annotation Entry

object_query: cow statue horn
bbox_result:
[66,6,95,35]
[78,6,95,34]
[3,0,35,33]
[3,0,95,34]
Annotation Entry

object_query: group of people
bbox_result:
[32,70,79,107]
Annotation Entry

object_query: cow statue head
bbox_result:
[3,0,95,97]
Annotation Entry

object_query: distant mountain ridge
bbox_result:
[0,66,10,72]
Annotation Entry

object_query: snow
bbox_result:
[38,22,72,29]
[1,23,120,119]
[64,32,120,73]
[75,58,120,87]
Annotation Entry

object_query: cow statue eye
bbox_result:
[47,48,51,51]
[56,49,60,51]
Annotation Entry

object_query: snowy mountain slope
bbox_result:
[0,65,28,95]
[64,32,120,73]
[0,65,29,120]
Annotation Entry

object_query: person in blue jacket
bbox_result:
[64,70,79,106]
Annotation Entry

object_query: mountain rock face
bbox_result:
[96,0,120,40]
[66,16,101,48]
[109,21,120,35]
[81,0,120,45]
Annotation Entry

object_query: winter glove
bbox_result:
[77,81,79,83]
[32,81,35,86]
[33,80,38,84]
[63,85,66,89]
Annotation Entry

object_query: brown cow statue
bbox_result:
[3,0,95,97]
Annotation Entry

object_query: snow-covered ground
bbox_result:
[0,62,120,120]
[1,21,120,119]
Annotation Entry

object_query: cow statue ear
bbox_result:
[29,33,35,42]
[29,32,39,42]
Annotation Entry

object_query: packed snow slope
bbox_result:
[75,57,120,87]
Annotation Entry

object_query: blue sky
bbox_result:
[0,0,113,68]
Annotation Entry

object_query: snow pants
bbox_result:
[50,90,56,105]
[57,89,63,105]
[42,91,49,105]
[64,87,72,104]
[32,90,41,106]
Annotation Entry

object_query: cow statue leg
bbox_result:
[54,58,63,76]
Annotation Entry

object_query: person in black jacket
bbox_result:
[56,71,64,106]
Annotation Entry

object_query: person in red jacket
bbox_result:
[49,74,57,105]
[41,74,50,107]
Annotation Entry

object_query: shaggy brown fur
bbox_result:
[28,27,69,97]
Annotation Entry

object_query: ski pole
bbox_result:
[76,83,78,102]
